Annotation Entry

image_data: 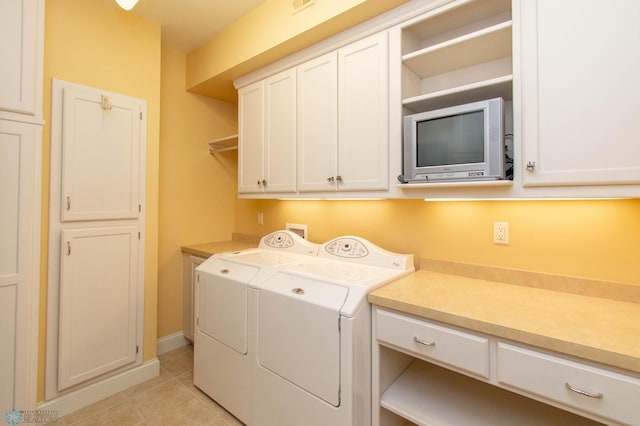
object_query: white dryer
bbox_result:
[193,231,319,424]
[250,236,414,426]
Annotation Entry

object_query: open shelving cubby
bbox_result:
[401,0,513,113]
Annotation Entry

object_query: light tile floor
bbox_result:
[52,345,244,425]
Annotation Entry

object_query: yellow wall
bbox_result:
[186,0,409,101]
[157,47,238,337]
[235,198,640,285]
[39,0,161,401]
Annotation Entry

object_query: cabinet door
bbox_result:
[61,88,141,221]
[520,0,640,186]
[238,81,265,193]
[264,69,297,193]
[297,52,339,192]
[0,0,40,116]
[338,32,389,191]
[182,255,205,342]
[0,120,40,412]
[58,226,138,390]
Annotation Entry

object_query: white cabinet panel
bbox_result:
[338,32,389,191]
[0,119,41,412]
[0,0,41,116]
[238,69,297,194]
[238,81,264,193]
[520,0,640,187]
[183,255,205,342]
[297,52,339,192]
[497,342,640,425]
[61,88,141,221]
[297,33,389,193]
[0,285,17,415]
[58,226,139,390]
[264,70,297,192]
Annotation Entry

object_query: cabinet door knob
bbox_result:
[262,179,267,187]
[526,161,536,171]
[336,175,343,182]
[326,176,335,183]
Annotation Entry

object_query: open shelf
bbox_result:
[403,74,513,112]
[208,134,238,154]
[400,0,513,115]
[381,359,601,426]
[397,180,513,189]
[403,21,512,79]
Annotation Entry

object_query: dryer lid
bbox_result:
[257,272,348,406]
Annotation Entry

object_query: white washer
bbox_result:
[250,236,414,426]
[194,231,320,424]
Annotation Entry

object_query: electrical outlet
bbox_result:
[493,221,509,244]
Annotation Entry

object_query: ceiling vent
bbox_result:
[293,0,314,14]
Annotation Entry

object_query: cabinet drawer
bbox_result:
[497,342,640,425]
[376,308,489,378]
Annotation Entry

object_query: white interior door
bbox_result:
[61,88,141,221]
[0,119,41,412]
[58,226,139,390]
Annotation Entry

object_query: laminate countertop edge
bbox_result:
[369,269,640,375]
[181,233,259,258]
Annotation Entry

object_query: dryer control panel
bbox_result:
[320,236,414,270]
[324,238,369,258]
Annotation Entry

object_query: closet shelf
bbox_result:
[208,134,238,154]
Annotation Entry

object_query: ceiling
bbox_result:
[129,0,266,53]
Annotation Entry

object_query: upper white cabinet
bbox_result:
[297,32,389,192]
[238,69,297,194]
[519,0,640,187]
[337,32,389,191]
[0,0,43,119]
[297,52,339,192]
[400,0,513,114]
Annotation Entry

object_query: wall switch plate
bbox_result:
[286,223,308,239]
[493,221,509,244]
[257,212,264,225]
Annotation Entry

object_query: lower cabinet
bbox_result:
[58,226,140,390]
[373,307,639,426]
[182,254,205,342]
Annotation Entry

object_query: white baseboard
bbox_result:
[37,358,159,418]
[156,331,191,355]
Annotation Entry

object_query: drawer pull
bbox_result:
[414,336,436,347]
[565,382,603,399]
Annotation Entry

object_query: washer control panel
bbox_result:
[324,238,369,258]
[262,231,294,249]
[259,230,320,255]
